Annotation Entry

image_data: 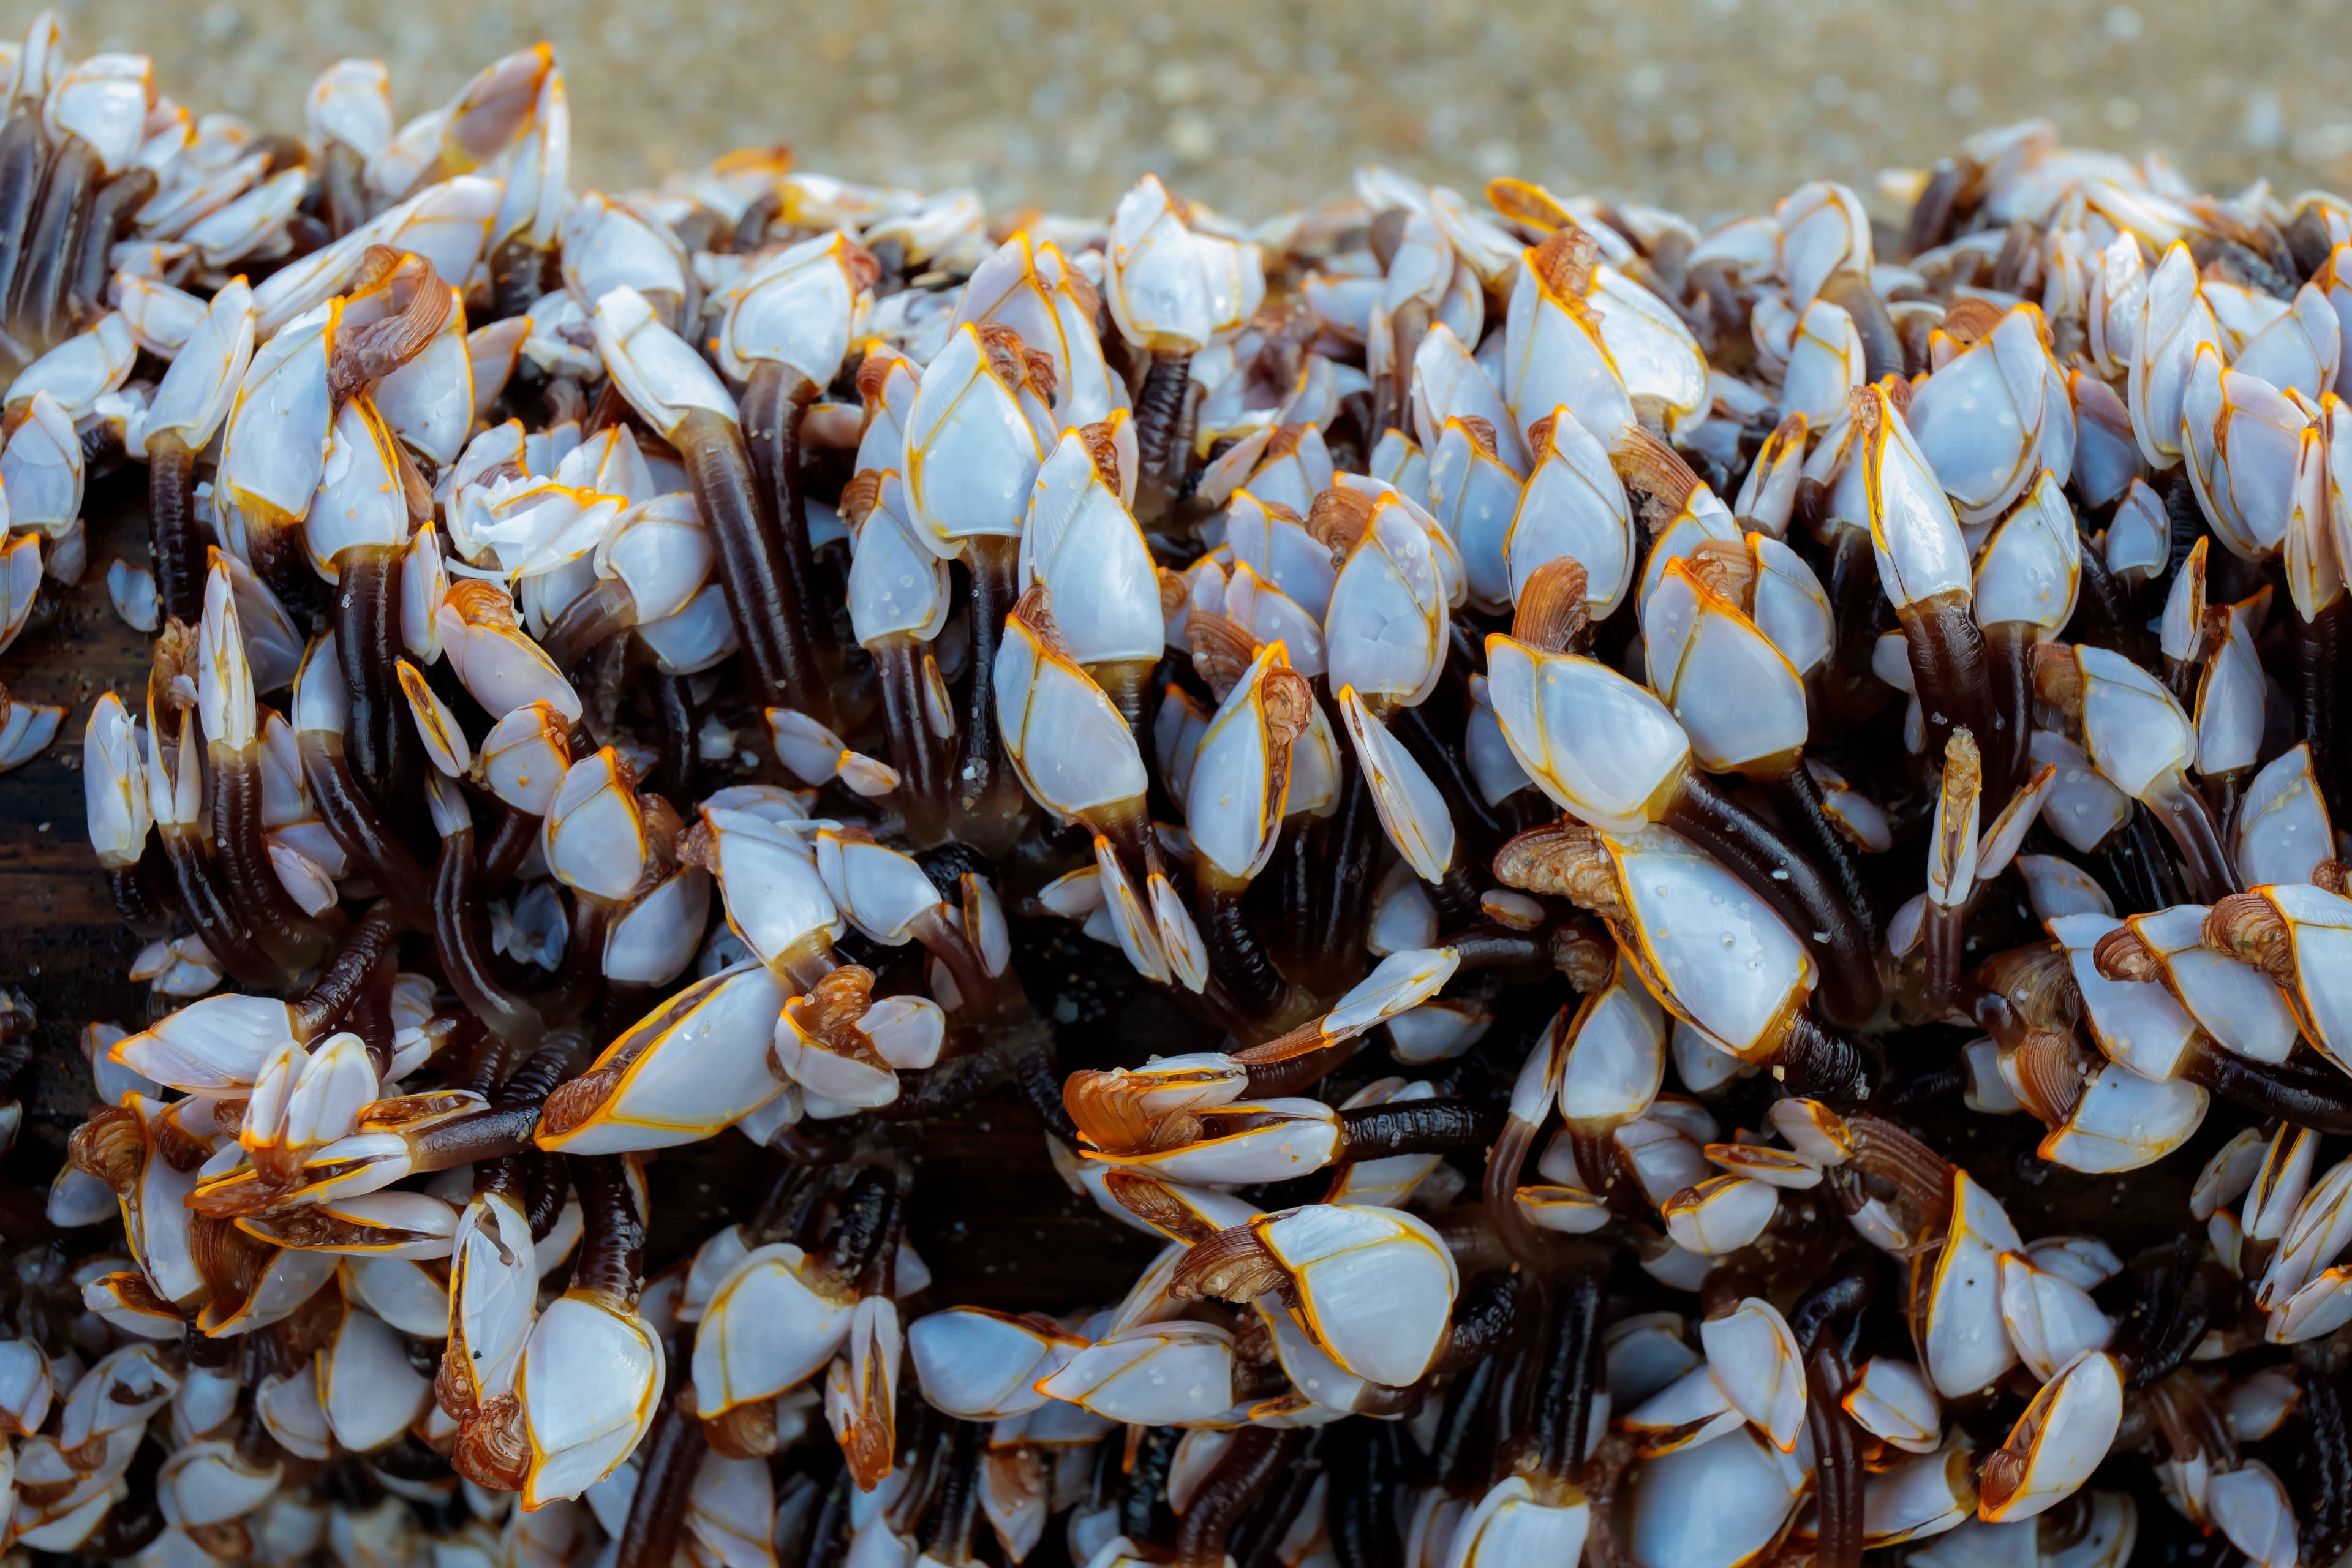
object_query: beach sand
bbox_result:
[52,0,2352,225]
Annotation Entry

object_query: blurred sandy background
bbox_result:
[37,0,2352,222]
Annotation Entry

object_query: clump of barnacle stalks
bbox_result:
[4,18,2352,1568]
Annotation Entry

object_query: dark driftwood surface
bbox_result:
[0,469,1168,1305]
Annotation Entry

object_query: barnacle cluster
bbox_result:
[1,14,2352,1568]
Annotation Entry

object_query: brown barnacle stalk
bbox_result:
[1901,152,1986,258]
[7,99,103,354]
[1830,265,1907,385]
[146,437,206,630]
[431,778,549,1047]
[1509,1259,1608,1509]
[841,469,952,847]
[318,254,449,820]
[368,1031,595,1182]
[1130,352,1196,534]
[1342,1096,1501,1160]
[74,179,160,342]
[147,625,281,990]
[290,905,399,1039]
[334,546,418,822]
[203,593,337,986]
[1814,521,1891,728]
[954,373,1055,854]
[1787,1254,1879,1567]
[1564,1125,1649,1219]
[567,1153,649,1304]
[824,1167,907,1303]
[827,823,1000,1017]
[103,843,176,946]
[737,251,882,711]
[670,388,837,733]
[611,1396,707,1568]
[2034,639,2235,901]
[1174,1427,1306,1568]
[1920,728,1985,1017]
[1300,630,1394,983]
[293,651,435,935]
[1191,657,1315,1020]
[0,72,42,335]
